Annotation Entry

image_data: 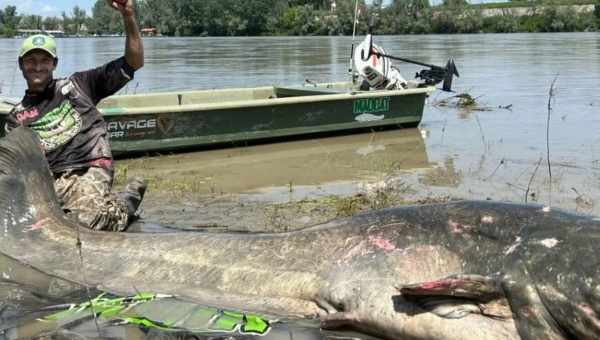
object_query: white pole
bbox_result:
[349,0,360,85]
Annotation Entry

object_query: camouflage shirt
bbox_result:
[6,57,134,174]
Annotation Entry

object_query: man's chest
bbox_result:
[14,80,93,126]
[14,97,65,125]
[13,92,85,151]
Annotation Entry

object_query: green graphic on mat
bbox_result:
[44,292,273,335]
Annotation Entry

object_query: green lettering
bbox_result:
[353,97,390,114]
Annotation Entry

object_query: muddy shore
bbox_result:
[116,125,596,234]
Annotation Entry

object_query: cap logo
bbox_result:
[32,36,46,46]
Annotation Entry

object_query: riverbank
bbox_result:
[2,1,599,38]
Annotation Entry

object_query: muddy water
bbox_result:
[118,128,430,233]
[2,33,600,216]
[1,33,600,338]
[119,128,428,197]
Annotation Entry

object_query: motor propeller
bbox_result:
[415,58,460,92]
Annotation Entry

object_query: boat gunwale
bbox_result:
[99,86,435,116]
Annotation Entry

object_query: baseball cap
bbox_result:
[19,34,57,59]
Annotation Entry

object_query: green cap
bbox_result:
[19,34,57,59]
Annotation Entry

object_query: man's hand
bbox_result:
[107,0,134,17]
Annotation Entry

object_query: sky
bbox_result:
[0,0,503,18]
[0,0,95,17]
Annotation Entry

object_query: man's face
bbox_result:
[19,50,56,93]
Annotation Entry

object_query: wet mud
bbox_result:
[119,119,600,234]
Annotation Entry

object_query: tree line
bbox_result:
[1,0,599,37]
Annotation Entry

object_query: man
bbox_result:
[5,0,145,232]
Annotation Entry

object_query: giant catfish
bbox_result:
[0,127,598,339]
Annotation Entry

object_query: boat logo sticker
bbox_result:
[355,113,385,122]
[353,96,390,115]
[157,116,175,135]
[107,117,157,140]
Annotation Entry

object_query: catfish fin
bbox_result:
[399,274,512,319]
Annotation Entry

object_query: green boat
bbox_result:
[0,82,433,157]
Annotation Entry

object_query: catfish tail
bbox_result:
[0,127,64,235]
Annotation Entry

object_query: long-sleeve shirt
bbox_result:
[6,57,135,174]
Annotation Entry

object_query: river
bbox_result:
[2,33,600,212]
[0,33,599,338]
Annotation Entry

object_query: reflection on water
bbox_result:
[117,128,429,196]
[420,157,462,188]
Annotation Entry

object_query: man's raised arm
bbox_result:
[108,0,144,70]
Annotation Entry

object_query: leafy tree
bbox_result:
[279,4,316,34]
[139,0,180,35]
[72,6,88,34]
[454,8,483,32]
[1,5,19,36]
[81,0,599,36]
[288,0,329,10]
[389,0,430,18]
[242,0,280,35]
[90,0,123,34]
[482,13,520,33]
[19,15,43,29]
[42,17,61,31]
[442,0,468,7]
[61,11,73,34]
[2,5,19,30]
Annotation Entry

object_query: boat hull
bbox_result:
[0,83,432,156]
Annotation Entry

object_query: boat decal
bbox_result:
[355,113,385,122]
[157,116,175,134]
[353,96,390,115]
[107,116,158,140]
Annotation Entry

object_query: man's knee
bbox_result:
[56,167,132,231]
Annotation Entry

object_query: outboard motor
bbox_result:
[353,34,407,90]
[353,34,459,92]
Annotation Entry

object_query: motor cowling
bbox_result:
[353,34,407,90]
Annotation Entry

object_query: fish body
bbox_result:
[0,127,598,339]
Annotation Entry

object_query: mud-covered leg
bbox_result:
[54,167,130,231]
